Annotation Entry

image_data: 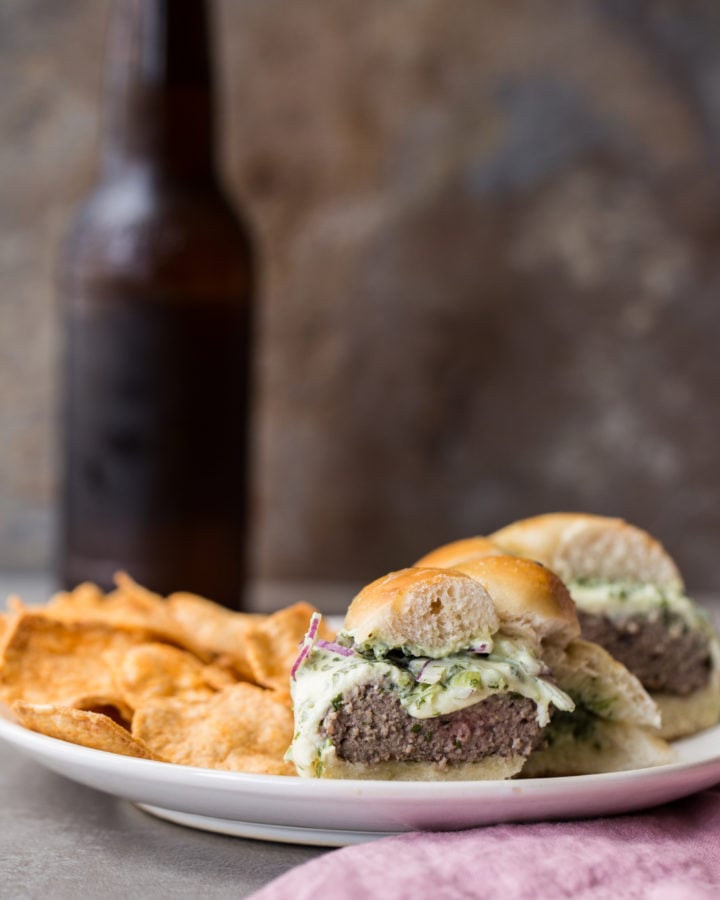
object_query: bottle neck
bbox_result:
[101,0,217,181]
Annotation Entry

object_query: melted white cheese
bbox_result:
[287,634,575,776]
[568,580,712,633]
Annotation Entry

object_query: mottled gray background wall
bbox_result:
[2,0,720,588]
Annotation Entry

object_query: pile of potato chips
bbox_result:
[0,574,333,774]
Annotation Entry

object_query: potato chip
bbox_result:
[48,575,185,647]
[4,580,329,775]
[243,602,335,693]
[71,696,134,727]
[115,642,236,709]
[132,682,295,774]
[109,573,182,637]
[13,701,158,760]
[0,597,25,652]
[0,611,148,711]
[165,591,263,679]
[6,595,25,614]
[48,581,107,615]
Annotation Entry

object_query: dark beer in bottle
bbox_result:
[57,0,253,608]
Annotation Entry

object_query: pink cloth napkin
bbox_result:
[250,786,720,900]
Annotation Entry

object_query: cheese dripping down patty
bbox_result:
[567,579,716,636]
[287,632,575,774]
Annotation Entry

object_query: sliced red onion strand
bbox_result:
[415,659,431,681]
[290,642,311,681]
[407,658,445,684]
[419,663,444,685]
[307,612,320,641]
[290,611,323,680]
[470,641,492,654]
[315,639,354,657]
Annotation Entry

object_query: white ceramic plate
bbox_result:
[0,711,719,846]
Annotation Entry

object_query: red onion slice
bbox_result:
[290,642,311,681]
[290,611,323,680]
[315,639,354,657]
[410,659,445,684]
[307,612,321,641]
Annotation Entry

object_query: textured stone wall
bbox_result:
[2,0,720,587]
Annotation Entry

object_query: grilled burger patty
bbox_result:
[578,610,712,695]
[321,684,546,766]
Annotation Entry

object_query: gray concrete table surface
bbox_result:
[0,574,718,899]
[0,573,361,900]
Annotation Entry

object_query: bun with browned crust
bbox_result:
[491,513,683,590]
[451,556,580,648]
[343,567,498,658]
[490,513,720,740]
[414,536,503,569]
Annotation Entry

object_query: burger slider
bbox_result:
[287,562,671,780]
[450,555,673,776]
[287,567,575,779]
[489,514,720,740]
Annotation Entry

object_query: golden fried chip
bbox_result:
[13,701,158,759]
[47,581,107,615]
[0,612,148,710]
[6,595,25,614]
[0,602,28,664]
[71,696,134,727]
[115,642,236,709]
[132,682,295,774]
[109,573,180,636]
[244,602,335,693]
[166,591,263,679]
[48,575,185,647]
[5,580,326,774]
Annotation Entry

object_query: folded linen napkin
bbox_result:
[250,786,720,900]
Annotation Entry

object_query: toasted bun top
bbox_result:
[343,567,499,657]
[453,555,580,647]
[414,536,502,569]
[491,513,683,591]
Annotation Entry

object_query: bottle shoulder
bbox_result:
[71,171,249,237]
[64,171,253,290]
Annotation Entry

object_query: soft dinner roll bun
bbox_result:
[491,513,683,591]
[652,671,720,741]
[452,555,580,648]
[521,717,674,777]
[317,753,527,782]
[414,536,503,569]
[343,567,499,657]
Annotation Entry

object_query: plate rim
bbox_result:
[1,706,719,796]
[2,708,720,845]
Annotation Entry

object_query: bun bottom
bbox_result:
[521,717,674,777]
[654,671,720,740]
[313,748,527,781]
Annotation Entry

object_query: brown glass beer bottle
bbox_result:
[57,0,253,608]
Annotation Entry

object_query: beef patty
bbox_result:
[321,683,545,766]
[578,610,712,695]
